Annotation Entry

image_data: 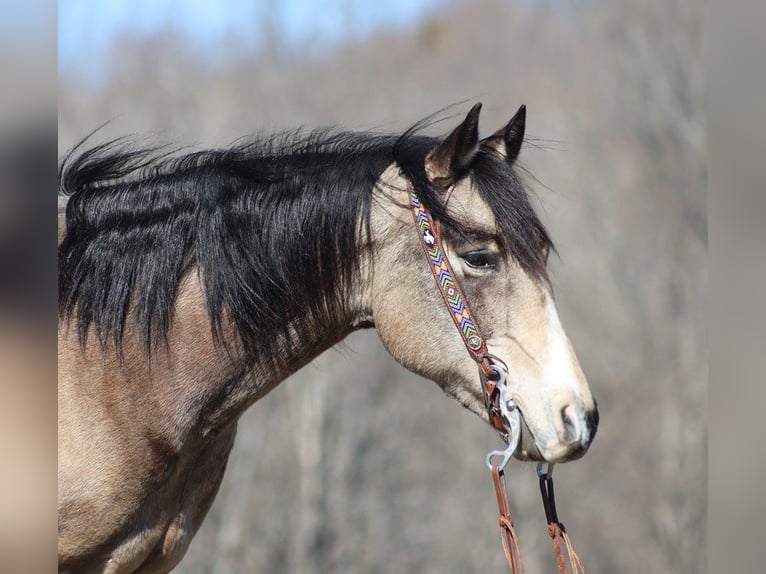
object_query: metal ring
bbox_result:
[486,447,514,472]
[483,354,510,375]
[536,462,555,479]
[488,364,506,386]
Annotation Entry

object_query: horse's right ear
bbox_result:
[481,104,526,164]
[426,103,482,186]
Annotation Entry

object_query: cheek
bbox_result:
[372,295,466,386]
[371,257,439,358]
[459,274,515,340]
[370,257,483,386]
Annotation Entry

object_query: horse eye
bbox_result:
[461,250,499,270]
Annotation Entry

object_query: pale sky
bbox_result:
[59,0,450,82]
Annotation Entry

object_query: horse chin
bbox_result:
[513,415,545,462]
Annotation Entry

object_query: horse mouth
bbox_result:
[514,413,544,461]
[512,413,590,463]
[475,388,587,463]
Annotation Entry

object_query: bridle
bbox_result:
[410,188,585,574]
[409,189,514,435]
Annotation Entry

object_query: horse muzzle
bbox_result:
[515,403,599,463]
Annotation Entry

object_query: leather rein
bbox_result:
[409,189,585,574]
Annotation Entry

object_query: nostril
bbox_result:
[560,405,579,443]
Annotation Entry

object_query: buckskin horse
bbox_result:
[58,104,598,573]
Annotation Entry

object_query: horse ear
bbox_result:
[481,104,526,164]
[426,102,482,185]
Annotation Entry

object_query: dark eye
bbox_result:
[461,250,500,270]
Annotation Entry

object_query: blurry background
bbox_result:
[1,2,56,572]
[58,0,706,572]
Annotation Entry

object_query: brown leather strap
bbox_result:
[409,190,508,432]
[539,471,586,574]
[492,465,525,574]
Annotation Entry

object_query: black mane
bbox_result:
[58,124,551,364]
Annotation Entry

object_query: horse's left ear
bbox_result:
[426,102,482,186]
[481,104,526,164]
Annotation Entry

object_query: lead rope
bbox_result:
[537,464,586,574]
[484,365,525,573]
[410,188,584,574]
[492,464,525,574]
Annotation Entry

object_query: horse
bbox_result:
[58,103,598,573]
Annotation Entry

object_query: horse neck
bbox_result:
[142,262,370,437]
[60,165,380,439]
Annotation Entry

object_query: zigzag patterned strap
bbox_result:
[409,190,488,362]
[409,189,507,434]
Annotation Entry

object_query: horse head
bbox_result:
[367,104,598,463]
